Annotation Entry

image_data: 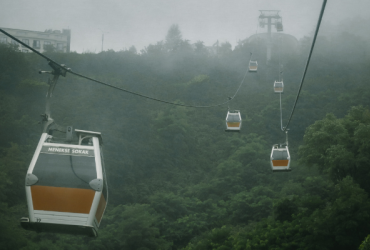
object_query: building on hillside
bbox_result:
[0,28,71,53]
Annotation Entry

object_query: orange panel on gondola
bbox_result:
[227,122,240,127]
[272,160,289,166]
[31,185,95,213]
[95,195,106,223]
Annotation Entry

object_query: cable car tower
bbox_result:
[258,10,283,61]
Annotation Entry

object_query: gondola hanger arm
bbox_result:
[39,62,71,133]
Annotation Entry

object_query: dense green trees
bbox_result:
[184,176,370,250]
[299,106,370,192]
[1,22,370,249]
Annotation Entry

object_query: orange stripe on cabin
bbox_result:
[272,160,289,166]
[31,186,95,214]
[275,88,283,91]
[250,66,257,69]
[95,194,106,223]
[227,122,240,127]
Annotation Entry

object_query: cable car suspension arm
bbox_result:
[39,61,70,133]
[285,130,288,147]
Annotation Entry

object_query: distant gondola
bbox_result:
[249,60,258,72]
[270,144,291,172]
[276,22,283,32]
[21,129,107,237]
[225,110,242,132]
[274,81,284,93]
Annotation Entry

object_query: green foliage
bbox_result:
[360,235,370,250]
[186,75,210,86]
[165,24,188,53]
[184,177,370,250]
[43,44,57,53]
[183,226,233,250]
[0,43,30,91]
[229,187,274,224]
[94,204,172,250]
[300,106,370,192]
[274,198,298,222]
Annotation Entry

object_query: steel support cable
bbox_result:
[281,0,327,131]
[279,36,284,82]
[278,35,283,82]
[0,28,250,109]
[278,32,284,131]
[279,92,283,131]
[70,68,250,108]
[230,52,252,100]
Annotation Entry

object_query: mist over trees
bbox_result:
[1,22,370,249]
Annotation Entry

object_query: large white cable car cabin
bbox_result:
[225,110,242,132]
[20,62,107,237]
[21,128,107,237]
[248,60,258,72]
[274,80,284,93]
[270,144,291,172]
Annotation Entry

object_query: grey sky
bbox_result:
[1,0,369,53]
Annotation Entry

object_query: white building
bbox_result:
[0,28,71,53]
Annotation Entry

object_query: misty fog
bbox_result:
[2,1,370,249]
[1,0,369,52]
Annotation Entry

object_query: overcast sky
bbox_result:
[1,0,369,53]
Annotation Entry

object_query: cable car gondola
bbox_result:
[19,62,108,237]
[225,110,242,132]
[274,81,284,93]
[249,60,258,72]
[21,129,107,237]
[276,22,283,32]
[270,144,291,172]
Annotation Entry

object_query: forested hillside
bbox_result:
[1,23,370,250]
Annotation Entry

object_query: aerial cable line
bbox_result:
[278,35,283,82]
[0,28,250,109]
[279,92,284,131]
[230,52,252,100]
[277,32,285,132]
[281,0,327,131]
